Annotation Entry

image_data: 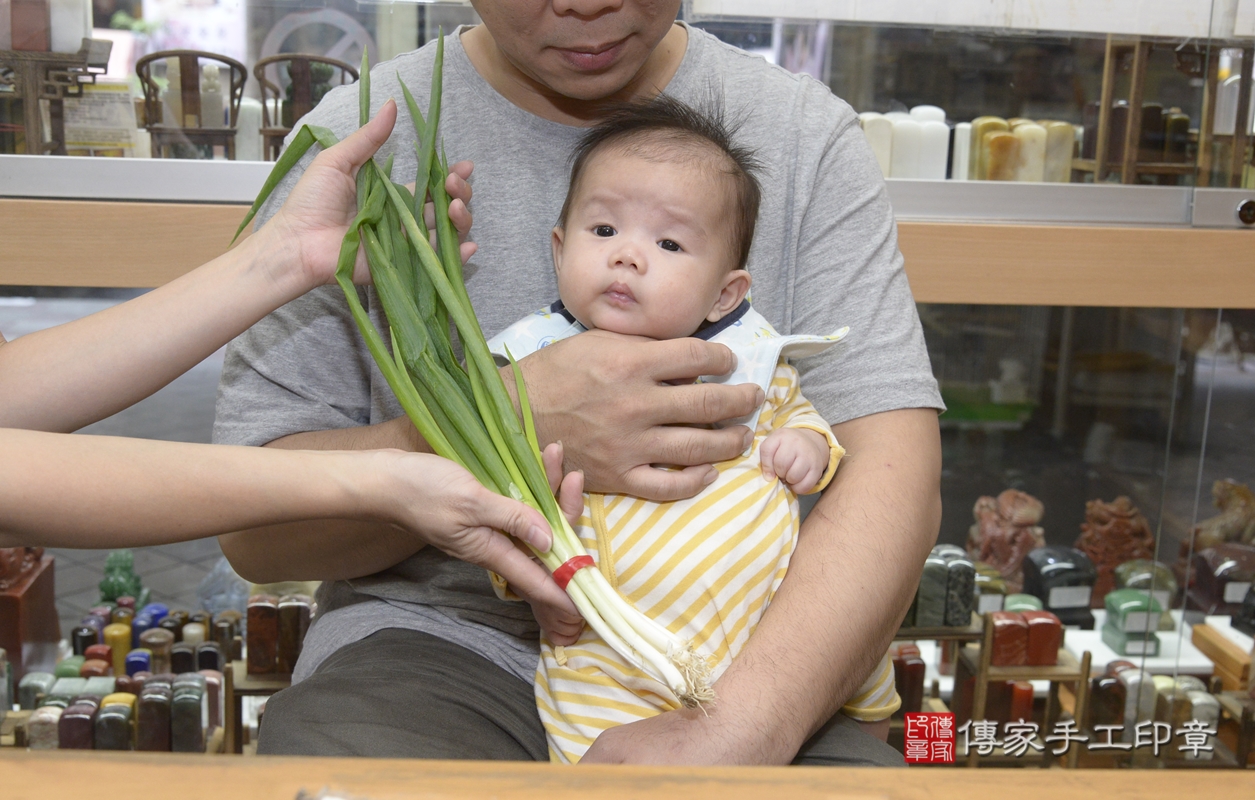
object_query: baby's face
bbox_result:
[553,147,749,340]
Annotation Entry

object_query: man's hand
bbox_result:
[424,160,477,264]
[759,427,830,494]
[516,330,764,501]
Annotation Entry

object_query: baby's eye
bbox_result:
[594,225,616,237]
[659,239,682,252]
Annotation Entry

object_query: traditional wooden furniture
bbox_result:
[135,50,247,159]
[0,39,111,155]
[253,54,358,160]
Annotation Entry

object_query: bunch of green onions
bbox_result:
[233,42,713,707]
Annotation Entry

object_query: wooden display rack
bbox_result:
[1072,35,1254,187]
[223,660,290,755]
[1217,691,1255,768]
[960,613,1092,768]
[1191,620,1252,692]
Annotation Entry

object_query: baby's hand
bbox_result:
[531,595,584,646]
[760,427,831,494]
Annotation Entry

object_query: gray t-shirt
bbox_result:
[214,24,943,684]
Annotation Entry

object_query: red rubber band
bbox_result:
[552,555,595,590]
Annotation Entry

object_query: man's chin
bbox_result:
[542,72,644,103]
[535,50,655,102]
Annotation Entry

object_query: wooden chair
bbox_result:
[136,50,247,159]
[253,54,359,161]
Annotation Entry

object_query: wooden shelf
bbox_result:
[1071,158,1196,176]
[1216,690,1255,767]
[895,612,984,642]
[228,659,291,695]
[959,645,1086,683]
[223,661,290,756]
[5,200,1253,309]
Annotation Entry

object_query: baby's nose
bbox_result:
[612,242,645,271]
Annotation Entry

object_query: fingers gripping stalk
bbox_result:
[234,41,714,707]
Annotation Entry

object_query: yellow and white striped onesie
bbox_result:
[487,301,900,763]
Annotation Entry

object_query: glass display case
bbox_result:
[681,0,1255,768]
[1,0,1253,773]
[0,0,477,158]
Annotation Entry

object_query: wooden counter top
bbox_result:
[3,198,1255,309]
[1,751,1248,800]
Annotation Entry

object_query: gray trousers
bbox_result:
[257,628,905,766]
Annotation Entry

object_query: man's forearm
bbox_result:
[711,408,941,761]
[218,415,432,582]
[218,518,423,584]
[262,414,430,454]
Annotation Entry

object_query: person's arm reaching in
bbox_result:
[0,104,476,435]
[0,101,576,619]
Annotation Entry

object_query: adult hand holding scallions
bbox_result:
[236,41,716,706]
[0,87,563,595]
[256,99,474,293]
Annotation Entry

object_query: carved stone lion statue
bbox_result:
[1180,479,1255,557]
[966,489,1047,594]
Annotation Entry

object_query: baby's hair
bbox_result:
[558,95,762,271]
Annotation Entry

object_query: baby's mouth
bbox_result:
[603,282,636,305]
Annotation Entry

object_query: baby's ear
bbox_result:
[551,226,566,275]
[707,269,751,322]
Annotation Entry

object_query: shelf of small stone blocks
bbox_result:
[960,613,1093,768]
[958,644,1089,684]
[1066,610,1216,679]
[895,612,984,642]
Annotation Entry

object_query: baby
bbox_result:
[487,97,899,763]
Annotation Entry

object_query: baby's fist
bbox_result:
[760,427,831,494]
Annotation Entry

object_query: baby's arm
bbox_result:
[760,428,832,494]
[759,362,845,495]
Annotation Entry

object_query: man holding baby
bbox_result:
[214,0,942,766]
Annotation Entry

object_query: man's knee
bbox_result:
[256,629,546,760]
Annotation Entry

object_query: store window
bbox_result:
[1,0,477,158]
[690,1,1255,189]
